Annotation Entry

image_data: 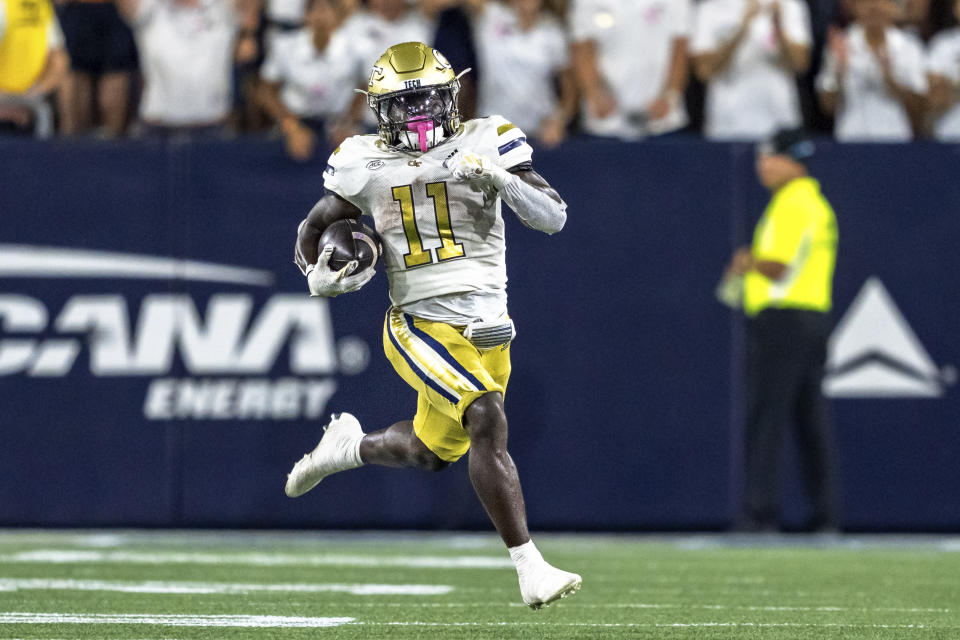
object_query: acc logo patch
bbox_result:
[366,160,385,171]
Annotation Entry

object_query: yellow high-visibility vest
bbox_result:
[0,0,54,93]
[744,177,838,316]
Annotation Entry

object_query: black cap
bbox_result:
[757,127,815,162]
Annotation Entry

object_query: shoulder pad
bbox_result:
[324,135,385,201]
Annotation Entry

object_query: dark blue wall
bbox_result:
[1,137,957,531]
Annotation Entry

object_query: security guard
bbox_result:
[721,127,840,532]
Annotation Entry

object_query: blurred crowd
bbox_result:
[2,0,960,154]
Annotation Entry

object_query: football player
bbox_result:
[286,41,580,609]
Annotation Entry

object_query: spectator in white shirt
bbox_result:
[341,0,437,62]
[927,0,960,141]
[262,0,356,48]
[265,0,307,31]
[262,0,307,63]
[817,0,927,141]
[259,0,365,160]
[570,0,692,140]
[118,0,260,134]
[693,0,812,141]
[338,0,441,128]
[463,0,574,147]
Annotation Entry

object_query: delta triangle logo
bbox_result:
[823,277,955,398]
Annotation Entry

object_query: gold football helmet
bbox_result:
[360,42,469,153]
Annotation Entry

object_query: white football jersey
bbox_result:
[323,115,533,323]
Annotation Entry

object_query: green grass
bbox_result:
[0,530,958,638]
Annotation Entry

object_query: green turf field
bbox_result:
[0,531,958,639]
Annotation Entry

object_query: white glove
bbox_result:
[444,149,513,191]
[715,274,744,309]
[305,244,375,297]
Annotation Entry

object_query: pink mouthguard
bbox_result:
[407,117,434,152]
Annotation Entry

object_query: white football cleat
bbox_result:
[519,563,582,610]
[285,413,365,498]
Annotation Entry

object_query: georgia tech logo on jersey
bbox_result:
[366,160,385,171]
[0,244,371,420]
[823,277,956,398]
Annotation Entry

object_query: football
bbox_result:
[318,218,383,272]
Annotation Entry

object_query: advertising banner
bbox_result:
[1,138,956,530]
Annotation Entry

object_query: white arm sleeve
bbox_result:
[499,174,567,235]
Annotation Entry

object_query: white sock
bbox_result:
[350,435,365,468]
[508,540,545,574]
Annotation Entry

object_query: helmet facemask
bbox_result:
[368,79,461,153]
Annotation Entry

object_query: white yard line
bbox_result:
[0,549,512,569]
[358,621,949,630]
[0,578,452,596]
[0,615,950,631]
[503,602,952,613]
[0,613,353,628]
[0,594,945,614]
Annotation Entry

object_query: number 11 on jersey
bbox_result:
[393,182,465,269]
